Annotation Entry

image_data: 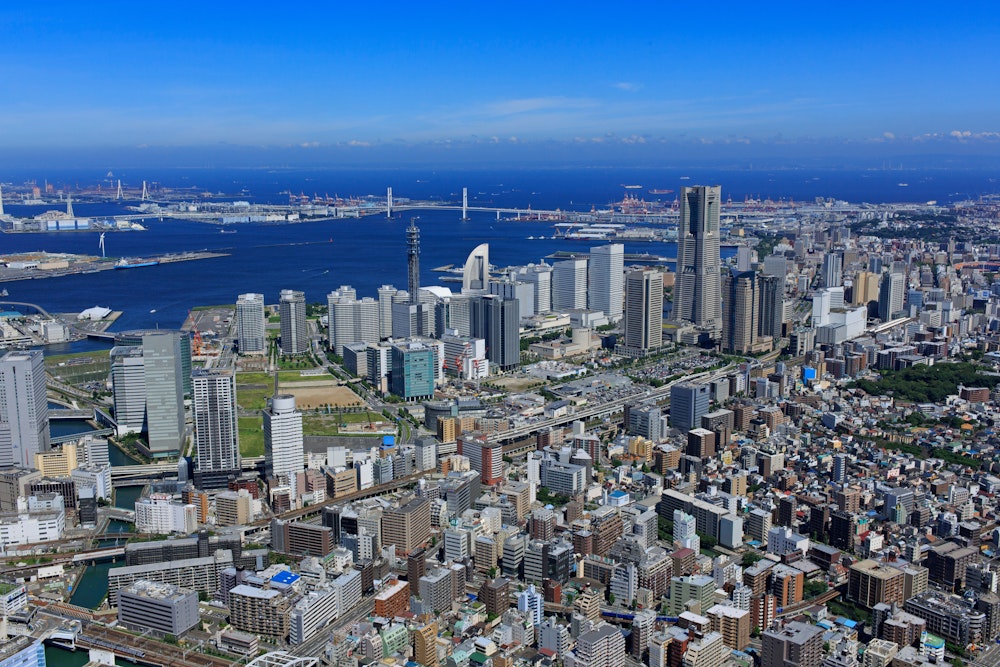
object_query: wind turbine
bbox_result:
[99,232,106,258]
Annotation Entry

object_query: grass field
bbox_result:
[302,411,387,436]
[237,372,328,385]
[238,417,265,457]
[46,349,111,385]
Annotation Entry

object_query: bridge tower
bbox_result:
[66,194,74,218]
[462,187,469,221]
[387,187,393,218]
[116,179,124,200]
[0,182,4,217]
[141,181,149,201]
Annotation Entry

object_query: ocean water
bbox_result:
[1,166,997,335]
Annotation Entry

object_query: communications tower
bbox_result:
[407,218,420,304]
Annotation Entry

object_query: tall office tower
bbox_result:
[670,382,711,432]
[264,394,304,489]
[676,185,723,335]
[111,346,146,436]
[722,269,759,354]
[589,244,624,321]
[407,219,421,303]
[822,252,843,289]
[758,275,784,339]
[878,273,905,321]
[0,350,49,467]
[552,258,588,311]
[436,295,472,337]
[519,263,553,314]
[470,295,520,371]
[193,369,240,489]
[462,243,490,292]
[377,285,398,339]
[279,289,308,355]
[235,293,266,354]
[139,332,186,455]
[489,276,535,318]
[114,329,192,396]
[624,269,663,353]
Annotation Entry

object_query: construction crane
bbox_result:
[188,310,204,356]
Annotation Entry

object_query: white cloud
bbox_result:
[613,82,642,93]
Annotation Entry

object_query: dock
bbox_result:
[0,251,229,283]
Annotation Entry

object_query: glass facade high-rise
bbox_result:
[589,244,624,321]
[279,289,308,355]
[676,185,723,335]
[0,350,49,468]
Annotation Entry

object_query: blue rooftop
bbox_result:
[609,490,627,498]
[836,617,858,628]
[382,435,396,446]
[271,571,300,586]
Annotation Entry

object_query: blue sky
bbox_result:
[1,2,998,162]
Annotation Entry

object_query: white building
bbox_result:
[517,583,543,626]
[70,464,112,500]
[289,584,340,645]
[135,494,197,534]
[235,293,266,354]
[589,244,624,321]
[552,258,589,311]
[264,394,304,494]
[441,330,489,380]
[767,526,810,557]
[193,369,240,487]
[0,503,65,550]
[0,350,49,468]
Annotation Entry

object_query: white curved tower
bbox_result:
[462,243,490,292]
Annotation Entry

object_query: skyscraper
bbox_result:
[624,269,663,353]
[193,368,240,488]
[377,285,398,339]
[552,258,588,311]
[676,185,723,335]
[328,291,379,356]
[518,263,552,314]
[264,393,304,489]
[0,350,49,467]
[589,244,624,321]
[279,289,308,355]
[470,295,520,371]
[462,243,490,292]
[722,269,759,354]
[822,252,843,289]
[143,334,188,455]
[235,293,266,354]
[878,273,905,321]
[670,382,711,432]
[758,275,784,339]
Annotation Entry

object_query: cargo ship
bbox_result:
[114,258,160,269]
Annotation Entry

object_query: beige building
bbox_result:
[706,604,751,651]
[381,497,431,555]
[34,443,78,478]
[215,489,252,526]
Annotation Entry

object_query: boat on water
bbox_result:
[649,188,674,195]
[0,289,7,297]
[219,228,237,234]
[115,258,160,269]
[622,184,643,189]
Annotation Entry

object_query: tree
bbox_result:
[608,593,616,605]
[742,552,763,567]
